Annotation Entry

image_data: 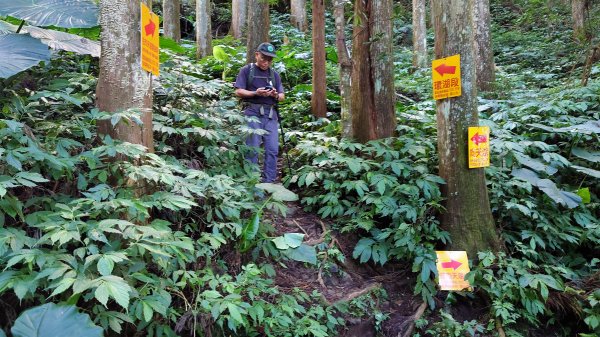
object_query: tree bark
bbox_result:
[312,0,327,118]
[196,0,212,58]
[96,0,154,153]
[231,0,247,40]
[163,0,181,42]
[572,0,590,42]
[432,0,500,256]
[473,0,495,91]
[291,0,308,31]
[246,0,270,64]
[412,0,427,69]
[351,0,396,142]
[334,0,352,138]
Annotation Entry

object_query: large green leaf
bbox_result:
[0,32,50,78]
[255,183,298,202]
[283,243,317,265]
[24,26,99,57]
[572,148,600,163]
[11,303,103,337]
[0,0,99,28]
[511,168,581,208]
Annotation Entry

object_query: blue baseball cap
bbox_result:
[256,42,277,57]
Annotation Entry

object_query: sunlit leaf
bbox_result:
[0,0,99,28]
[24,26,100,57]
[0,33,50,78]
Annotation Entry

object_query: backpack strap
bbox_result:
[247,63,276,88]
[247,63,256,87]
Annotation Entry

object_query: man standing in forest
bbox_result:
[234,42,285,183]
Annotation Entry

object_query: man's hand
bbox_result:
[256,87,278,98]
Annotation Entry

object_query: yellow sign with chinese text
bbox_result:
[141,2,159,76]
[468,126,490,168]
[432,54,461,100]
[435,251,471,291]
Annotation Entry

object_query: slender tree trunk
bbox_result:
[412,0,427,69]
[351,0,396,142]
[572,0,590,42]
[432,0,500,256]
[163,0,181,42]
[96,0,154,153]
[196,0,212,58]
[312,0,327,118]
[334,0,352,138]
[246,0,270,64]
[473,0,495,91]
[231,0,247,40]
[291,0,308,31]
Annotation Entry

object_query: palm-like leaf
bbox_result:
[0,32,50,78]
[0,0,98,28]
[25,26,99,57]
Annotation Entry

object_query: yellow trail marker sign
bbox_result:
[431,54,461,100]
[435,251,472,291]
[141,2,159,76]
[468,126,490,168]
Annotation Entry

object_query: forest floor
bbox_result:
[265,190,428,337]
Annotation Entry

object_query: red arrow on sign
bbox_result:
[144,20,156,37]
[435,64,456,76]
[441,259,462,270]
[471,132,488,146]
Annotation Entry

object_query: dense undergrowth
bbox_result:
[0,1,599,337]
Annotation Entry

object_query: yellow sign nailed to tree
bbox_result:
[431,54,461,100]
[141,2,159,76]
[435,251,472,291]
[468,126,490,168]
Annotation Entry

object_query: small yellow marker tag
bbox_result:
[435,251,472,291]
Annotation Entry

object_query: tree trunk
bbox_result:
[246,0,270,64]
[291,0,308,31]
[312,0,327,118]
[163,0,181,42]
[572,0,590,42]
[473,0,495,91]
[432,0,500,256]
[412,0,427,69]
[334,0,352,138]
[196,0,212,58]
[231,0,247,40]
[351,0,396,142]
[96,0,154,153]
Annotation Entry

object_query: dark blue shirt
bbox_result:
[234,64,284,106]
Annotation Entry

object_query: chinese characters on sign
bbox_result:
[141,2,159,76]
[435,251,472,291]
[468,126,490,168]
[431,54,461,100]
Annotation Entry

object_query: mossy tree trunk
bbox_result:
[246,0,270,64]
[312,0,327,118]
[96,0,154,153]
[196,0,212,58]
[163,0,180,42]
[334,0,352,138]
[473,0,495,91]
[572,0,590,42]
[231,0,247,40]
[432,0,500,256]
[412,0,427,69]
[291,0,308,31]
[350,0,396,142]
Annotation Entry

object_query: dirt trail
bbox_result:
[268,202,425,337]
